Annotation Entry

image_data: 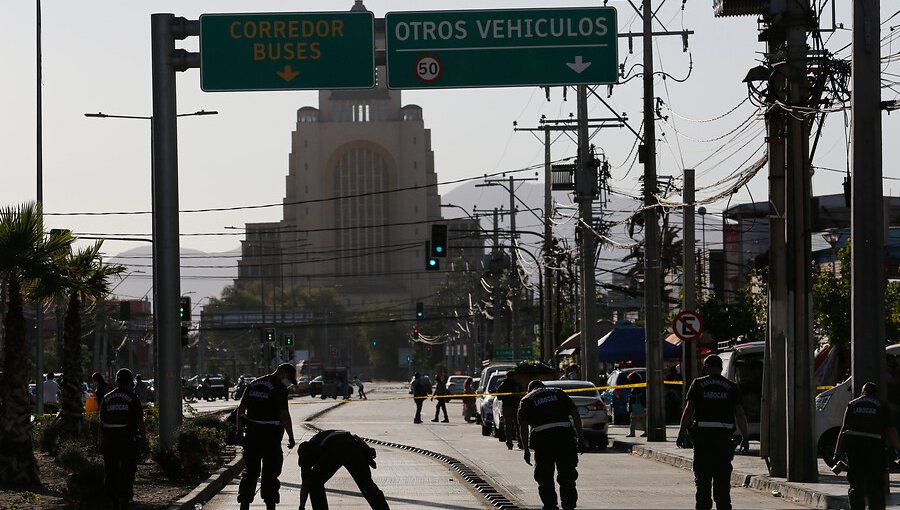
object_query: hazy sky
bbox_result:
[1,0,898,261]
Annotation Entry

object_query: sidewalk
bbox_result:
[607,424,900,510]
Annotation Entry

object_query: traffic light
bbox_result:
[179,296,191,321]
[181,325,189,347]
[430,224,448,258]
[284,334,294,346]
[412,326,420,339]
[372,339,377,348]
[263,327,276,342]
[416,302,424,319]
[424,241,440,270]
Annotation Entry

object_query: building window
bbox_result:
[333,147,390,276]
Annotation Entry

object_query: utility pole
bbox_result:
[576,85,599,386]
[509,176,521,360]
[851,0,886,397]
[515,115,625,362]
[492,208,501,354]
[543,126,554,361]
[681,169,697,395]
[641,0,666,442]
[784,0,816,481]
[763,24,789,477]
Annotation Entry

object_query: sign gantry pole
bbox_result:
[151,13,199,450]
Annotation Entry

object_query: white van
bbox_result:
[718,341,765,440]
[813,343,900,466]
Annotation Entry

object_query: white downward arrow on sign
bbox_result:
[566,56,592,74]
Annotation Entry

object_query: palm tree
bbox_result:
[0,202,72,487]
[47,241,124,434]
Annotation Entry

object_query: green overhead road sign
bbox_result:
[200,12,375,92]
[385,7,618,89]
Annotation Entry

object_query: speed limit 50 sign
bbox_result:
[672,310,704,342]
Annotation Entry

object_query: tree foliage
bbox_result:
[812,243,900,347]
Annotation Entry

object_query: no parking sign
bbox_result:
[672,310,704,342]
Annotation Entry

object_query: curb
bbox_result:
[612,440,850,510]
[167,450,245,510]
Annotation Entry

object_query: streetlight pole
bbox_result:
[84,109,218,379]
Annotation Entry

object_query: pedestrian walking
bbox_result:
[626,371,647,438]
[354,375,368,400]
[431,374,449,422]
[677,354,749,510]
[410,372,430,424]
[297,429,389,510]
[92,372,113,402]
[833,382,900,510]
[518,380,584,510]
[43,372,60,414]
[99,368,147,510]
[496,377,522,449]
[235,363,297,510]
[462,377,476,423]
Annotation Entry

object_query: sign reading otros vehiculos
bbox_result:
[200,12,375,92]
[385,7,618,89]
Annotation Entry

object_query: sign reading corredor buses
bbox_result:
[385,7,618,89]
[199,12,375,92]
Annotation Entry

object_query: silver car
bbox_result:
[446,375,469,400]
[478,371,506,436]
[544,380,609,449]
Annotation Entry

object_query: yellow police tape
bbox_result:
[284,380,836,405]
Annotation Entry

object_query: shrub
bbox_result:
[37,418,65,455]
[152,417,228,480]
[55,441,105,508]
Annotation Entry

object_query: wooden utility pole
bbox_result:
[851,0,886,395]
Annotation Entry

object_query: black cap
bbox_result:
[703,355,723,368]
[116,368,134,385]
[277,363,297,385]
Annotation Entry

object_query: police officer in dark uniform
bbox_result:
[834,382,900,510]
[297,429,389,510]
[678,354,749,510]
[496,377,522,449]
[99,368,147,510]
[517,380,584,510]
[235,363,297,510]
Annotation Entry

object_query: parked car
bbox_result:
[490,361,559,442]
[600,368,645,424]
[478,371,507,436]
[718,341,765,439]
[309,376,323,398]
[545,380,609,449]
[446,375,469,400]
[476,363,515,424]
[291,375,311,396]
[814,343,900,466]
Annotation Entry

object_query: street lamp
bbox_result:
[84,108,218,419]
[822,230,841,275]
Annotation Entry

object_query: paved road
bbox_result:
[203,383,812,509]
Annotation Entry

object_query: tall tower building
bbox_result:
[236,4,481,310]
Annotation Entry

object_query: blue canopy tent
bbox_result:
[596,327,682,363]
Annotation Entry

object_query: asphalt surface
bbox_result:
[200,382,812,509]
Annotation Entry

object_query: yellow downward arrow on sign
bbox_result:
[276,65,299,82]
